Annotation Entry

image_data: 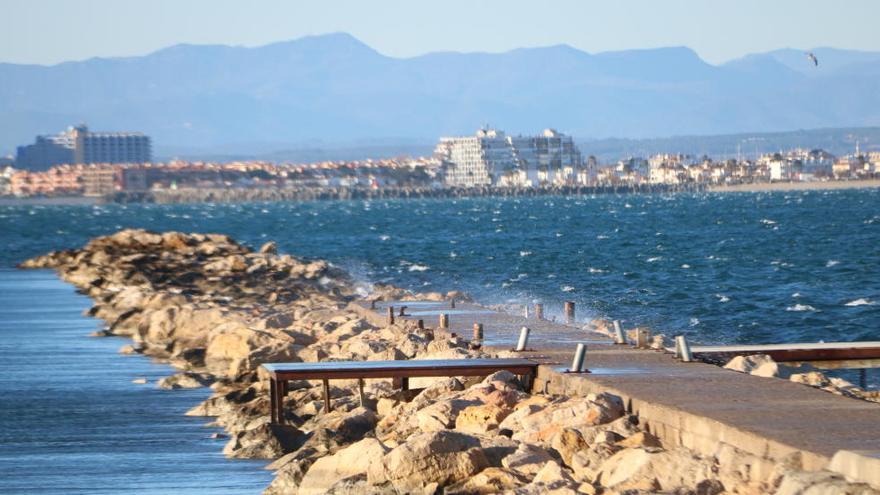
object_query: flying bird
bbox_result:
[806,52,818,67]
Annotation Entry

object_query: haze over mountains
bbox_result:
[2,33,879,159]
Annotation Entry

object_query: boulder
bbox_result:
[724,354,779,378]
[501,442,555,475]
[456,404,511,433]
[298,438,389,495]
[445,467,531,494]
[223,423,307,459]
[367,431,489,491]
[595,447,720,492]
[156,372,213,390]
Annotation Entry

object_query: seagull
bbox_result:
[806,52,818,67]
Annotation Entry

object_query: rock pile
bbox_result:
[21,229,879,494]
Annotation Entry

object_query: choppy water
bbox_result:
[1,190,879,490]
[3,190,879,344]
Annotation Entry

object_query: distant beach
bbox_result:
[709,179,880,193]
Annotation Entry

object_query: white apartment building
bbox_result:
[436,128,583,187]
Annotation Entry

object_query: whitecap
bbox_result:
[825,260,840,267]
[760,219,776,225]
[519,251,532,257]
[845,298,876,307]
[596,235,609,240]
[587,267,607,274]
[689,317,700,326]
[379,235,390,241]
[786,304,817,312]
[449,252,458,258]
[792,292,802,298]
[561,286,575,292]
[408,264,429,272]
[646,256,662,263]
[716,294,730,303]
[681,264,691,269]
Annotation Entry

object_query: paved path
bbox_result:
[359,299,880,472]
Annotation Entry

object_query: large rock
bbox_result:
[595,447,721,492]
[501,442,555,475]
[297,438,389,495]
[724,354,779,378]
[204,323,301,378]
[367,431,489,491]
[445,467,531,494]
[223,423,307,459]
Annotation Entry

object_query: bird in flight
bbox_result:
[806,52,818,67]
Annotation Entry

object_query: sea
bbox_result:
[1,189,879,492]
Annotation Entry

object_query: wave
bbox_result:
[786,304,818,312]
[760,219,777,225]
[587,267,607,274]
[845,298,876,307]
[646,256,662,263]
[408,264,429,272]
[379,235,390,241]
[716,294,730,303]
[825,260,840,267]
[680,264,691,269]
[519,251,532,257]
[561,286,575,292]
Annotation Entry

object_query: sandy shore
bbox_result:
[709,179,880,193]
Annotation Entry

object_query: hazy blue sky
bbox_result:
[3,0,880,65]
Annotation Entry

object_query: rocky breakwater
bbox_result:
[20,229,880,494]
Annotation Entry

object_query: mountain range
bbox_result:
[2,33,879,159]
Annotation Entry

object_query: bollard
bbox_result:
[473,323,484,341]
[398,306,407,317]
[676,335,693,362]
[569,343,588,373]
[564,301,576,323]
[636,329,651,349]
[534,303,544,321]
[523,305,530,318]
[613,320,626,345]
[387,306,395,325]
[674,335,683,358]
[417,319,424,330]
[450,298,456,309]
[439,313,449,329]
[515,326,530,351]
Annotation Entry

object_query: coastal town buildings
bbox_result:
[437,128,584,187]
[15,125,152,170]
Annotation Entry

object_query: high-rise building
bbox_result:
[436,128,583,187]
[15,125,151,171]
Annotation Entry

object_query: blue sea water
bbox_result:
[1,190,879,491]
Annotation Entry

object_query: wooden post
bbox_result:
[564,301,575,323]
[534,303,544,321]
[387,306,395,325]
[473,323,483,341]
[322,379,332,413]
[269,379,278,424]
[450,298,456,309]
[398,306,407,316]
[417,319,424,330]
[358,378,366,407]
[401,377,409,391]
[439,313,449,329]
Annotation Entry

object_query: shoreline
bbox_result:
[19,229,880,494]
[709,179,880,193]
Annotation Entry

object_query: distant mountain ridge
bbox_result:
[2,33,879,157]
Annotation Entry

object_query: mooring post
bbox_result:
[676,335,693,362]
[439,313,449,329]
[473,323,483,341]
[417,319,424,330]
[636,329,651,349]
[516,326,530,351]
[357,378,366,408]
[386,306,395,325]
[523,305,530,318]
[613,320,627,345]
[564,301,575,323]
[450,298,456,309]
[534,303,544,321]
[570,343,587,373]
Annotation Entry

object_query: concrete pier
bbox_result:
[355,299,880,486]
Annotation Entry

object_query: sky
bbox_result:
[3,0,880,66]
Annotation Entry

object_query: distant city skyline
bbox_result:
[4,0,880,66]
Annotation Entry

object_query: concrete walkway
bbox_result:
[357,299,880,476]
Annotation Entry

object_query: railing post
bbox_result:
[676,335,693,362]
[613,320,626,345]
[439,313,449,329]
[386,306,395,325]
[515,326,530,352]
[564,301,575,323]
[570,343,587,373]
[473,323,483,341]
[534,303,544,321]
